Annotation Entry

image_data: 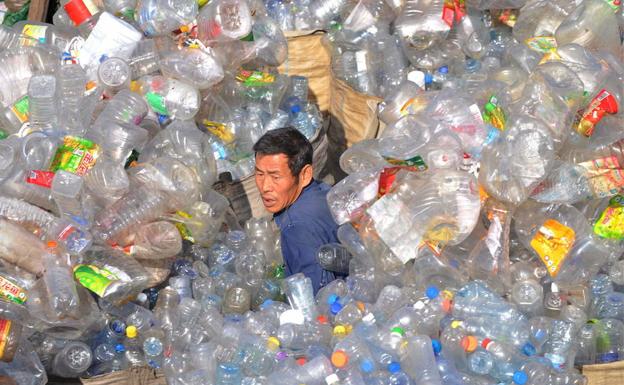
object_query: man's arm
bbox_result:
[280,222,334,294]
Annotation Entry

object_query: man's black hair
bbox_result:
[253,127,313,177]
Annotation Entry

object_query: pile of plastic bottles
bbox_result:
[0,0,325,181]
[0,0,624,384]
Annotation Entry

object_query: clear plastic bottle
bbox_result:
[400,334,443,385]
[51,341,93,377]
[136,0,198,37]
[28,74,58,132]
[51,170,85,221]
[317,244,352,275]
[282,273,319,322]
[0,218,46,275]
[133,75,201,120]
[98,57,132,96]
[42,240,80,318]
[198,0,252,42]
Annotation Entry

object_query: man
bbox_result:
[253,127,339,294]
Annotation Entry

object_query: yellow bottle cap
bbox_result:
[333,325,347,335]
[126,325,138,339]
[267,337,280,350]
[450,320,463,329]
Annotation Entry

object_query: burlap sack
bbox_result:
[278,31,331,114]
[583,361,624,385]
[81,367,166,385]
[328,72,383,149]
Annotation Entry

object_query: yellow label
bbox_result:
[202,120,235,144]
[578,156,624,198]
[21,24,48,44]
[530,219,576,277]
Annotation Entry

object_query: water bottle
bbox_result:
[317,244,352,275]
[51,341,93,377]
[216,362,243,385]
[282,273,319,322]
[135,0,198,36]
[133,75,201,120]
[28,74,58,132]
[0,218,47,275]
[198,0,253,42]
[400,334,443,385]
[98,57,131,96]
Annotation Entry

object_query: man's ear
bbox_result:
[298,164,313,187]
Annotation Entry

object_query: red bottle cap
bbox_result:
[64,0,92,26]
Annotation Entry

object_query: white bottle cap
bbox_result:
[279,309,305,326]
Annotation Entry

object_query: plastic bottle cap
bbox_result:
[424,73,433,85]
[331,350,349,368]
[267,337,280,349]
[115,344,125,353]
[325,374,340,385]
[388,362,401,373]
[317,315,329,324]
[413,301,425,310]
[484,102,496,113]
[534,329,546,340]
[481,338,492,349]
[275,351,288,361]
[327,294,339,305]
[333,325,347,335]
[126,325,138,339]
[390,327,405,337]
[513,371,528,385]
[290,105,302,114]
[431,339,442,355]
[46,240,57,248]
[360,360,374,373]
[64,0,93,26]
[296,357,307,365]
[426,286,440,299]
[439,66,449,74]
[355,301,366,312]
[330,302,343,315]
[461,336,478,353]
[522,343,536,356]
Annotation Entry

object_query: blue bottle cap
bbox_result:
[115,344,125,353]
[513,371,528,385]
[431,339,442,355]
[290,104,301,114]
[327,294,339,305]
[330,302,343,315]
[260,299,273,310]
[360,359,374,373]
[522,343,536,356]
[424,73,433,85]
[388,362,401,373]
[425,286,440,300]
[534,329,546,340]
[438,66,449,74]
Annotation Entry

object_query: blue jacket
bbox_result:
[274,180,339,294]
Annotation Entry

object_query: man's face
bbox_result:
[255,153,302,213]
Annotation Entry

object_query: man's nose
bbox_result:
[261,177,272,193]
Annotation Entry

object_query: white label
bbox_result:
[407,70,426,89]
[279,309,305,325]
[355,50,368,73]
[485,215,503,257]
[468,104,484,124]
[413,300,426,310]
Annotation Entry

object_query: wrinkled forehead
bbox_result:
[255,153,291,173]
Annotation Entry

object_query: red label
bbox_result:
[577,89,619,136]
[25,170,55,188]
[0,319,11,359]
[378,167,400,198]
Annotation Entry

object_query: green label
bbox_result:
[593,195,624,239]
[525,36,557,53]
[383,155,428,171]
[49,136,99,176]
[73,264,118,296]
[10,95,29,123]
[236,70,275,87]
[604,0,620,12]
[145,92,169,116]
[240,32,254,42]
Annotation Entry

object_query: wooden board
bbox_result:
[27,0,50,22]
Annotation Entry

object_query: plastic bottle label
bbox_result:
[9,95,29,123]
[49,136,100,176]
[530,219,576,277]
[236,70,275,87]
[604,0,621,12]
[593,195,624,239]
[21,24,48,44]
[482,95,506,131]
[525,36,558,53]
[174,211,195,243]
[73,264,118,296]
[202,120,235,144]
[442,0,465,27]
[576,89,619,137]
[25,170,55,188]
[578,156,624,198]
[382,155,428,172]
[145,92,169,116]
[377,167,400,198]
[0,319,12,359]
[0,275,27,304]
